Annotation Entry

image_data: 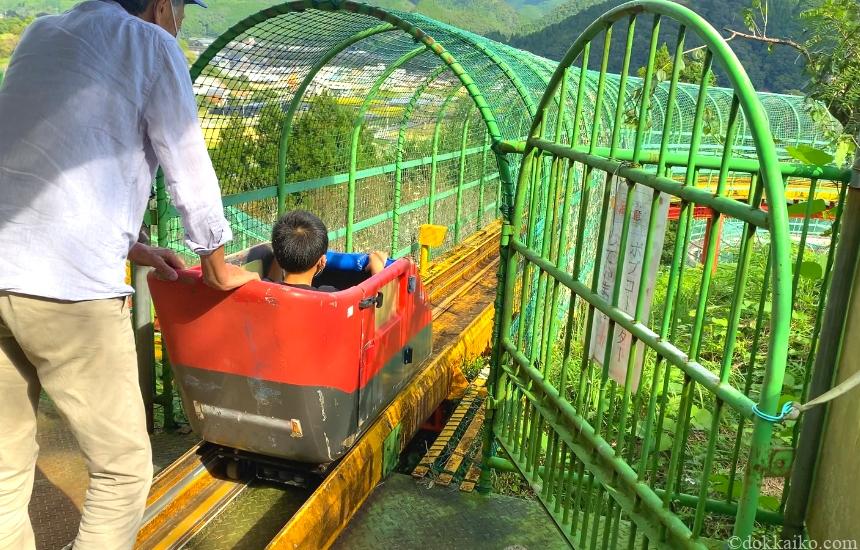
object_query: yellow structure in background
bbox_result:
[418,224,448,278]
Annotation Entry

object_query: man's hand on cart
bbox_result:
[129,242,186,281]
[200,246,261,291]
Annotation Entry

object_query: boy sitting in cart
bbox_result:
[268,210,388,291]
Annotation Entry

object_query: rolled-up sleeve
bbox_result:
[143,39,232,255]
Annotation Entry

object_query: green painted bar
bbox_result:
[454,117,471,243]
[430,90,463,225]
[162,148,492,221]
[488,455,785,526]
[478,132,490,227]
[392,65,450,252]
[497,141,851,183]
[632,14,662,163]
[509,238,758,417]
[497,342,704,549]
[608,14,636,156]
[154,170,176,430]
[530,139,770,226]
[588,26,613,154]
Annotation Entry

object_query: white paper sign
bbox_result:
[589,178,670,390]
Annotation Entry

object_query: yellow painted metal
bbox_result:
[266,304,496,550]
[143,443,210,509]
[412,378,487,479]
[419,224,449,247]
[149,481,241,550]
[418,224,449,278]
[437,404,485,486]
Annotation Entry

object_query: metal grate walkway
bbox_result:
[334,473,569,549]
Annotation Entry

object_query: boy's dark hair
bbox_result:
[272,210,329,274]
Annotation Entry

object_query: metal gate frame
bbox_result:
[481,1,794,546]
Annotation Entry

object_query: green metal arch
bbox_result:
[513,52,575,143]
[447,34,538,120]
[507,0,791,541]
[187,0,529,222]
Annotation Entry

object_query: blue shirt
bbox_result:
[0,0,232,300]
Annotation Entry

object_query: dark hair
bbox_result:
[115,0,181,15]
[272,210,329,274]
[115,0,152,14]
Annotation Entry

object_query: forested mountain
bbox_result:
[496,0,813,93]
[0,0,818,93]
[0,0,581,36]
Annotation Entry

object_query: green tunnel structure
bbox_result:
[148,0,855,546]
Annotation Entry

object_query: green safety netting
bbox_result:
[154,0,841,263]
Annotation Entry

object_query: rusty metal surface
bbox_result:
[30,395,198,550]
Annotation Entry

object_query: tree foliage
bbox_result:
[733,0,859,146]
[503,0,811,95]
[285,92,379,182]
[636,43,717,87]
[0,16,30,62]
[209,92,379,212]
[798,0,860,137]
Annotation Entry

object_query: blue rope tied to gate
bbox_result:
[752,371,860,423]
[752,402,796,423]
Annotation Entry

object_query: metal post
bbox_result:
[477,131,489,227]
[132,225,155,434]
[154,170,176,430]
[454,116,471,243]
[392,65,449,254]
[783,143,860,540]
[700,213,722,274]
[430,90,461,226]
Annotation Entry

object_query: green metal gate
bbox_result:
[483,0,811,546]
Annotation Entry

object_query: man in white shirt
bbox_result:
[0,1,259,548]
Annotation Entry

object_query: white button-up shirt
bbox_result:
[0,0,232,301]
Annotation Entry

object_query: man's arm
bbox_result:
[199,246,259,291]
[142,38,257,290]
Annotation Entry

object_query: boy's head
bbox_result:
[272,210,328,275]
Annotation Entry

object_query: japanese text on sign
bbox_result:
[589,178,670,390]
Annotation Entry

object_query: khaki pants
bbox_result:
[0,292,153,550]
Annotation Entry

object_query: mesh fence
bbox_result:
[153,1,841,267]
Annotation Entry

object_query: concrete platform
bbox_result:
[334,473,570,550]
[29,394,197,550]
